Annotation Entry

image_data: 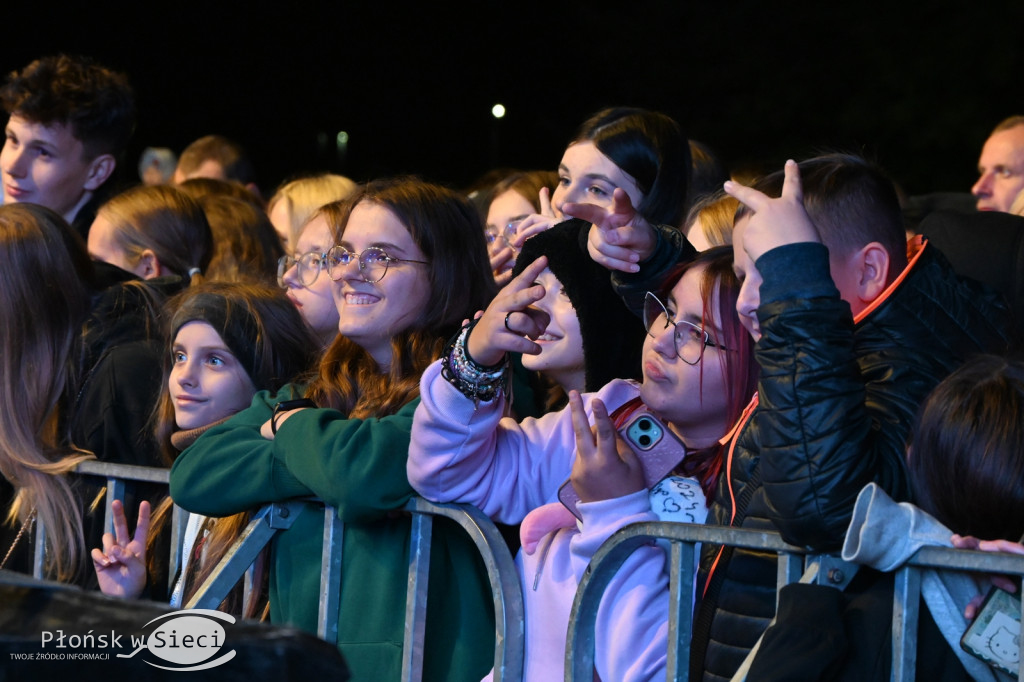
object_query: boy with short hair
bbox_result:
[0,54,135,238]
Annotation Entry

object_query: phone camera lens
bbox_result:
[638,435,652,447]
[638,418,652,431]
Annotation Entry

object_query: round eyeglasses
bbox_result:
[326,246,429,283]
[642,291,728,365]
[277,251,329,289]
[484,219,524,253]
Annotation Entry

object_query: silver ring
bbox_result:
[504,312,514,333]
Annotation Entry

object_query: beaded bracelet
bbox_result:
[440,319,509,405]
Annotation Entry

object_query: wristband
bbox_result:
[271,398,317,434]
[440,319,509,405]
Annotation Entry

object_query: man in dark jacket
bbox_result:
[574,153,1012,681]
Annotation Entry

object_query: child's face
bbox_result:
[520,267,585,393]
[732,216,762,341]
[733,214,874,332]
[282,215,339,345]
[639,265,731,449]
[486,189,534,258]
[551,142,644,219]
[169,321,256,430]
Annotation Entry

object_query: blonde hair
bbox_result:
[683,191,739,248]
[0,204,94,581]
[97,185,213,279]
[267,174,356,250]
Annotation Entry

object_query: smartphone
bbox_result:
[558,410,687,519]
[960,586,1021,676]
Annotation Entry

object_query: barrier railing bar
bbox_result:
[667,541,694,681]
[168,504,190,595]
[402,511,432,682]
[75,460,172,535]
[569,521,1024,682]
[403,497,525,682]
[891,565,921,682]
[32,523,45,580]
[185,501,304,610]
[317,507,344,641]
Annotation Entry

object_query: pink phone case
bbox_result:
[558,410,688,519]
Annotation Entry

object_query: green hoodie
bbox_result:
[170,387,496,681]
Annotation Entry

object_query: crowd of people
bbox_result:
[2,52,1023,681]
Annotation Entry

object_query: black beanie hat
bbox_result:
[512,218,647,391]
[170,291,260,383]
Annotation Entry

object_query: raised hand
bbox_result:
[567,189,656,273]
[466,256,551,367]
[91,499,150,599]
[505,188,562,251]
[489,245,516,288]
[723,159,820,262]
[569,392,645,503]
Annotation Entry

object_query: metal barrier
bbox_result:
[39,464,525,680]
[567,521,1024,682]
[403,497,525,682]
[184,497,525,682]
[49,463,1024,681]
[33,462,187,596]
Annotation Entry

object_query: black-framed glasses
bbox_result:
[277,251,329,288]
[325,246,429,283]
[642,291,728,366]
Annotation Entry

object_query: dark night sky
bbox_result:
[3,1,1022,197]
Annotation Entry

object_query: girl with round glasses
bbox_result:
[409,246,757,681]
[643,290,731,365]
[170,177,499,681]
[278,205,346,349]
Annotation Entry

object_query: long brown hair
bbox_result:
[0,204,94,581]
[306,178,496,418]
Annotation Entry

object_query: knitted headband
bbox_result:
[170,291,260,382]
[512,218,647,391]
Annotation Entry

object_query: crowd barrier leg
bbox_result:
[403,498,525,682]
[402,511,432,682]
[891,565,921,682]
[666,541,695,681]
[318,507,344,641]
[185,500,305,610]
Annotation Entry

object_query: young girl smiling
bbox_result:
[92,281,318,616]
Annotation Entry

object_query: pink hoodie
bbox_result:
[408,360,706,681]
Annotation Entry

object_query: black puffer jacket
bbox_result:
[690,240,1012,681]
